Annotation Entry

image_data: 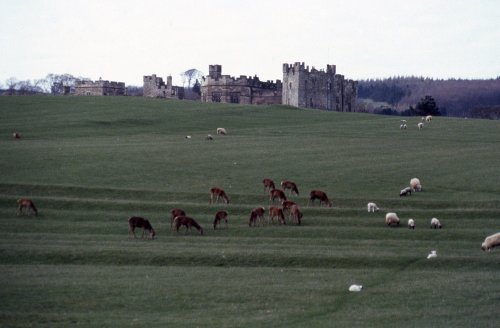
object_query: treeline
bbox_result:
[357,76,500,118]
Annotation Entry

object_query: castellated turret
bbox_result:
[282,62,356,111]
[143,74,184,99]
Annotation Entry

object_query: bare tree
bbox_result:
[5,77,18,95]
[180,69,204,89]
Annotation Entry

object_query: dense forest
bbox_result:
[357,77,500,119]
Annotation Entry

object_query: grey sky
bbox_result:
[1,0,499,86]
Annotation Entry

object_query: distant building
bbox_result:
[143,74,184,99]
[74,78,125,96]
[201,65,282,105]
[282,62,357,112]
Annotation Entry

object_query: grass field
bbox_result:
[0,96,499,327]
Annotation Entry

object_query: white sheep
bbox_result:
[400,187,412,197]
[417,122,424,130]
[400,119,407,124]
[185,135,192,139]
[481,232,500,251]
[427,250,437,259]
[367,202,379,213]
[206,134,214,140]
[400,123,407,129]
[408,218,415,229]
[425,115,432,122]
[385,212,400,226]
[349,284,363,292]
[410,178,422,192]
[430,217,442,229]
[216,127,227,135]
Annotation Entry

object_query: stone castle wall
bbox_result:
[201,65,282,105]
[282,62,357,112]
[143,74,184,99]
[74,79,125,96]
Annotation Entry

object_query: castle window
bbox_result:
[229,92,240,104]
[211,92,221,103]
[289,82,292,89]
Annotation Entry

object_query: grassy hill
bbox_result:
[0,96,499,327]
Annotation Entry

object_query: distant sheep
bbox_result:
[410,178,422,192]
[417,122,424,130]
[349,284,363,292]
[12,132,21,139]
[385,212,400,226]
[206,134,214,140]
[216,127,227,135]
[400,123,407,129]
[481,232,500,251]
[400,187,412,197]
[425,115,432,122]
[367,202,379,213]
[430,217,442,229]
[408,218,415,229]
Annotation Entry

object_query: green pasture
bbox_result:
[0,96,499,327]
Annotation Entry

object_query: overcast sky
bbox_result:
[1,0,499,86]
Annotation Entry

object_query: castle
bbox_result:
[198,62,357,111]
[200,65,282,105]
[143,74,184,99]
[282,62,357,112]
[74,79,125,96]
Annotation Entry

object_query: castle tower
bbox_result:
[209,65,222,79]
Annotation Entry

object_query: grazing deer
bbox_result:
[16,198,38,216]
[269,188,287,204]
[173,216,204,235]
[281,180,299,196]
[308,190,332,207]
[281,200,297,219]
[262,178,276,194]
[170,208,186,229]
[290,204,303,225]
[268,206,286,225]
[210,187,229,204]
[249,207,265,227]
[213,210,229,230]
[128,216,156,239]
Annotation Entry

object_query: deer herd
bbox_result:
[16,178,333,240]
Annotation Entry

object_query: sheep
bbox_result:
[216,127,227,135]
[400,119,407,124]
[349,284,363,292]
[400,187,412,197]
[185,135,192,139]
[430,217,442,229]
[206,134,214,140]
[408,218,415,229]
[400,123,407,129]
[385,212,400,226]
[425,115,432,122]
[481,232,500,251]
[417,122,424,130]
[367,202,379,213]
[427,250,437,259]
[410,178,422,192]
[12,132,21,139]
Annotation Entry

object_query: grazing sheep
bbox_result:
[410,178,422,192]
[400,119,407,124]
[430,217,442,229]
[417,122,424,130]
[249,207,265,227]
[185,135,192,139]
[400,187,412,197]
[385,212,400,226]
[206,134,214,140]
[481,232,500,251]
[213,210,229,230]
[400,123,407,129]
[367,202,379,213]
[425,115,432,122]
[408,218,415,229]
[349,284,363,292]
[12,132,21,139]
[17,198,38,216]
[427,250,437,259]
[216,127,227,135]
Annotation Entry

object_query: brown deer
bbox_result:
[290,204,303,225]
[213,210,229,230]
[210,187,229,204]
[269,188,287,204]
[16,198,38,216]
[249,207,265,227]
[268,206,286,225]
[170,208,186,229]
[173,216,204,235]
[281,180,299,196]
[308,190,332,207]
[262,178,276,194]
[128,216,156,239]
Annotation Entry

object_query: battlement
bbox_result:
[74,78,125,96]
[283,62,336,75]
[143,74,183,99]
